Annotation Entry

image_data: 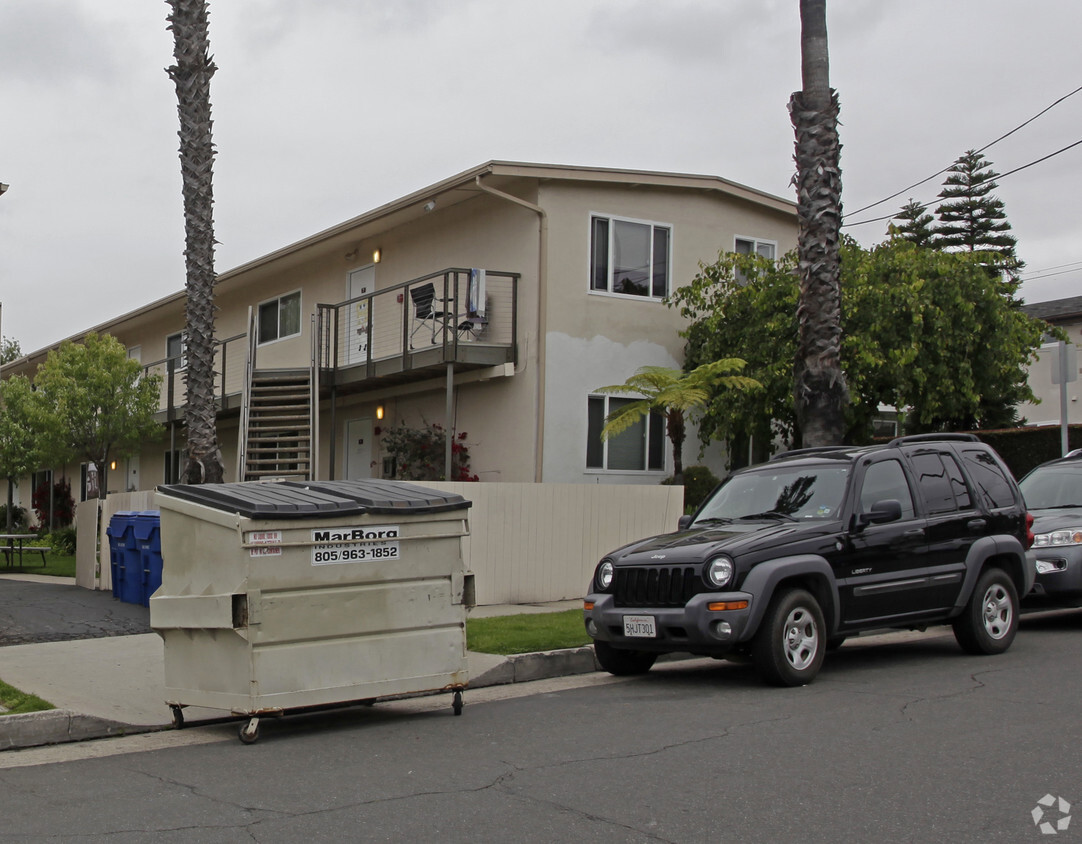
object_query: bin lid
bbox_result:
[156,479,470,520]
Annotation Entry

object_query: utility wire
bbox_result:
[844,83,1082,220]
[843,136,1082,229]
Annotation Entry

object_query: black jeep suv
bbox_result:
[583,435,1034,686]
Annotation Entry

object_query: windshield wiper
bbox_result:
[692,517,734,526]
[738,510,797,522]
[1034,504,1082,510]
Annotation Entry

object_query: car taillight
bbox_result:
[1025,512,1035,550]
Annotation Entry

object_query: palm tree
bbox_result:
[595,360,759,481]
[790,0,848,447]
[166,0,224,484]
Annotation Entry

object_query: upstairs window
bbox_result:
[258,291,302,344]
[166,332,187,369]
[590,215,670,299]
[735,237,776,260]
[586,395,665,472]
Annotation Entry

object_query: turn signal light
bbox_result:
[708,600,749,612]
[583,601,595,611]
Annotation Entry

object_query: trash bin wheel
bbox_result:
[170,705,185,730]
[452,690,463,716]
[239,718,260,744]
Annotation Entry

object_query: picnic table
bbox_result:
[0,534,48,568]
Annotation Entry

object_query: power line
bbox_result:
[844,83,1082,220]
[843,136,1082,229]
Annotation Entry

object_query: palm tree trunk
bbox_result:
[667,409,685,482]
[167,0,224,484]
[791,0,848,447]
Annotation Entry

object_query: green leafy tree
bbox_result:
[933,150,1022,280]
[671,240,1047,450]
[790,0,848,447]
[1,337,21,365]
[167,0,224,485]
[32,333,163,499]
[890,199,936,247]
[594,360,760,480]
[0,375,42,530]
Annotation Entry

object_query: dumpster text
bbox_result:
[311,526,400,566]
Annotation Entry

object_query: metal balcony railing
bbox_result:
[316,268,518,379]
[142,331,248,419]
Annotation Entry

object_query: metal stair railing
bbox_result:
[235,306,258,481]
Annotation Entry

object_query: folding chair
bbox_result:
[409,282,451,347]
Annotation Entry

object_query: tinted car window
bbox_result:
[962,448,1015,509]
[910,453,958,514]
[943,454,973,510]
[859,459,915,519]
[694,464,849,523]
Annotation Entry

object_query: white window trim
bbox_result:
[257,289,303,346]
[588,212,673,301]
[166,331,188,370]
[586,393,668,474]
[734,235,778,259]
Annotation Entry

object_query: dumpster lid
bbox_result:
[156,479,470,519]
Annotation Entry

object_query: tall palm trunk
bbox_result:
[790,0,848,447]
[167,0,224,484]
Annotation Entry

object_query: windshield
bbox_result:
[693,464,850,524]
[1019,465,1082,510]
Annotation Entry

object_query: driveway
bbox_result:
[0,577,150,646]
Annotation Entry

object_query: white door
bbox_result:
[127,456,141,492]
[346,265,375,365]
[345,418,374,479]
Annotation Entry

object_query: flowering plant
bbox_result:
[381,423,479,482]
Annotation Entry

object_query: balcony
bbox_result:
[316,267,519,392]
[143,332,248,423]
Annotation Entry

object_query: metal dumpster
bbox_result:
[149,479,474,743]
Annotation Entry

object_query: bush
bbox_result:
[0,503,29,532]
[30,528,76,556]
[32,477,75,529]
[662,465,721,512]
[381,422,479,482]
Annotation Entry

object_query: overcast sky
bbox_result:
[2,0,1080,354]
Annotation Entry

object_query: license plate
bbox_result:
[623,615,657,638]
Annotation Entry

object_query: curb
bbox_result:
[470,646,599,687]
[0,710,139,751]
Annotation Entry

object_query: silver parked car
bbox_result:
[1019,453,1082,606]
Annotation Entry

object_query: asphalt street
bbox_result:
[0,578,150,646]
[2,609,1081,842]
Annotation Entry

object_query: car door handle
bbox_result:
[904,528,925,537]
[967,518,987,532]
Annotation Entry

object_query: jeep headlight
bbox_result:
[705,556,734,588]
[1032,528,1082,547]
[596,560,615,590]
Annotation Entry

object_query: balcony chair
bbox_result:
[409,282,452,348]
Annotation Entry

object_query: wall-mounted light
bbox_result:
[373,248,381,264]
[376,404,385,421]
[423,200,436,213]
[110,460,117,471]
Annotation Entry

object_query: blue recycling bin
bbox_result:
[106,512,140,602]
[134,510,162,608]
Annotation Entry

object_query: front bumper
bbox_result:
[1026,549,1082,600]
[584,591,755,654]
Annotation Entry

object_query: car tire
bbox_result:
[752,588,826,687]
[593,640,657,676]
[952,567,1019,655]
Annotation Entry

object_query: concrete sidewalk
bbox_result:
[0,575,591,750]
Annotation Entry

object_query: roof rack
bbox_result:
[770,446,853,461]
[887,433,979,448]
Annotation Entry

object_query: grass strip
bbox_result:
[0,678,55,715]
[466,609,591,655]
[0,551,76,579]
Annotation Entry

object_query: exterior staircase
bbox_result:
[240,369,315,480]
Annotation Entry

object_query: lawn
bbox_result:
[0,678,54,714]
[1,550,76,579]
[466,609,592,655]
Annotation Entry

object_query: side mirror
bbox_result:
[857,498,903,529]
[678,514,693,530]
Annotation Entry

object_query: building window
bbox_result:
[586,395,665,472]
[166,332,187,369]
[735,237,776,260]
[590,215,670,298]
[164,449,187,484]
[258,291,302,344]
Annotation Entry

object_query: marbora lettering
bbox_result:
[313,527,399,543]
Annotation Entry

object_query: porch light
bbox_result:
[110,460,117,471]
[373,248,381,263]
[376,405,384,421]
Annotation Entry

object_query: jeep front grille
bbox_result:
[613,566,704,608]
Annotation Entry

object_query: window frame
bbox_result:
[166,332,188,370]
[734,236,777,260]
[586,393,666,473]
[257,289,303,346]
[589,213,672,301]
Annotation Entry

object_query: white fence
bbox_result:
[78,483,684,606]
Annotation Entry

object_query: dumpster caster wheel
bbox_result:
[452,690,463,716]
[239,718,260,744]
[170,706,185,730]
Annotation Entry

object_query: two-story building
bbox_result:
[7,161,797,504]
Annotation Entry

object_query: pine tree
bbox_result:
[933,150,1022,278]
[891,199,936,247]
